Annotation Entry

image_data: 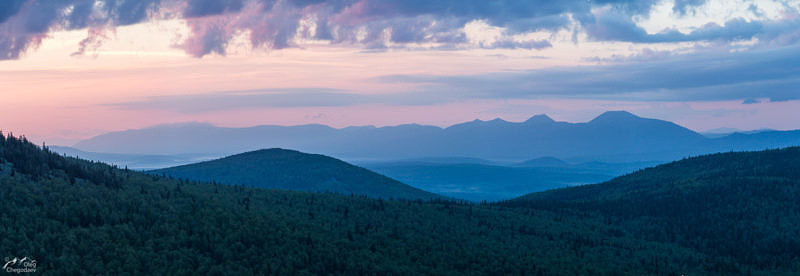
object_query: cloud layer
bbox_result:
[378,45,800,103]
[2,0,798,59]
[104,43,800,113]
[107,87,446,113]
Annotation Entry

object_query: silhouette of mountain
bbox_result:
[3,131,739,275]
[588,110,641,123]
[523,114,555,124]
[710,129,800,151]
[503,147,800,271]
[514,156,570,167]
[72,111,800,162]
[701,127,776,138]
[150,148,441,200]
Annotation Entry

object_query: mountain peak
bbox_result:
[589,111,641,123]
[517,156,569,167]
[244,148,301,155]
[154,148,441,200]
[524,114,555,124]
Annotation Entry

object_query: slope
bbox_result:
[0,132,736,275]
[503,147,800,272]
[150,148,441,200]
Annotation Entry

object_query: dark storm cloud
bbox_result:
[0,0,657,59]
[0,0,25,24]
[672,0,706,15]
[1,0,798,59]
[584,7,789,44]
[0,0,163,59]
[184,0,243,17]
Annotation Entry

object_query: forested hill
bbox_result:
[0,132,761,274]
[150,148,440,200]
[502,147,800,272]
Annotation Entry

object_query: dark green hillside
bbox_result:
[0,132,746,275]
[503,147,800,272]
[151,148,439,200]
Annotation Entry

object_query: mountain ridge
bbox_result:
[72,111,800,163]
[150,148,442,200]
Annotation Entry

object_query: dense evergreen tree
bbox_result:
[0,132,745,275]
[502,148,800,273]
[150,148,440,200]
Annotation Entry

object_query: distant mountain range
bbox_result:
[1,130,744,275]
[5,130,800,274]
[150,148,441,200]
[700,127,776,138]
[70,111,800,163]
[514,156,571,167]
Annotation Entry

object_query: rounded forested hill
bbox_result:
[150,148,441,200]
[0,133,737,275]
[503,147,800,273]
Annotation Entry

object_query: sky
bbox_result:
[1,0,799,145]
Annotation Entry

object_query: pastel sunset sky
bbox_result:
[1,0,799,145]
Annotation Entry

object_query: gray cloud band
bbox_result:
[106,45,800,112]
[5,0,795,60]
[106,88,445,113]
[377,45,800,103]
